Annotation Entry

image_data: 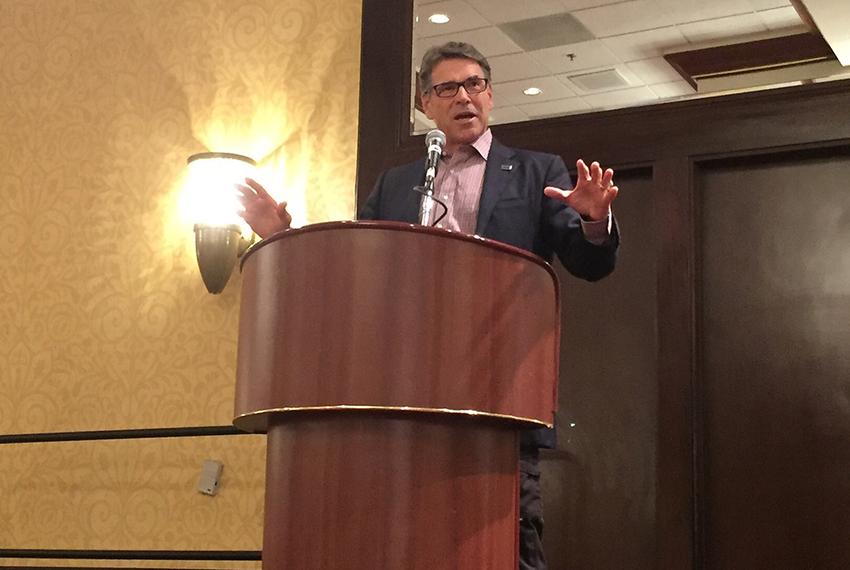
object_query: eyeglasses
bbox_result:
[429,76,490,98]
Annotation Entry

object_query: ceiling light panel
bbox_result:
[563,67,636,93]
[498,13,595,51]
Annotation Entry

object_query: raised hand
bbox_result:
[235,177,292,238]
[543,159,618,222]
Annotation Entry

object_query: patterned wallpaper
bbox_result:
[0,435,266,556]
[0,0,361,560]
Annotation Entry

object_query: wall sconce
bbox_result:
[187,152,256,294]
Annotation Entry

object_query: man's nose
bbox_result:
[453,85,472,102]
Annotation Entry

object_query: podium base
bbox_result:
[263,412,519,570]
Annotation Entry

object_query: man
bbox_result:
[237,41,619,570]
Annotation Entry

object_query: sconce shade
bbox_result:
[186,152,257,230]
[186,152,257,294]
[194,224,244,294]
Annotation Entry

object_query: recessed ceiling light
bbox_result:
[428,13,450,24]
[523,87,543,96]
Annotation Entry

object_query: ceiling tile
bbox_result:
[625,57,685,84]
[557,64,643,93]
[758,6,804,30]
[656,0,754,24]
[573,0,678,38]
[677,12,767,44]
[487,52,552,82]
[489,105,530,125]
[517,96,592,118]
[463,0,568,25]
[581,85,659,108]
[413,26,523,66]
[409,0,825,126]
[746,0,791,10]
[498,13,595,51]
[560,0,627,9]
[494,75,577,105]
[803,0,850,66]
[530,40,623,74]
[649,80,696,98]
[414,0,490,38]
[602,26,689,62]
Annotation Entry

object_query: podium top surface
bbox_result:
[242,220,557,278]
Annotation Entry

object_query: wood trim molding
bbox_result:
[664,33,835,90]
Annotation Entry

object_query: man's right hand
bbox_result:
[235,177,292,238]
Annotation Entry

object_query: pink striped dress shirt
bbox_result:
[430,129,611,243]
[431,129,492,234]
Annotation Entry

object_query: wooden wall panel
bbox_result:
[542,168,657,570]
[698,151,850,569]
[356,2,850,567]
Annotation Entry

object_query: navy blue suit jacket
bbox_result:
[359,138,620,447]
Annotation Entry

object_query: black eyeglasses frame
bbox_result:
[429,76,490,98]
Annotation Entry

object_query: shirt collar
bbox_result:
[470,128,493,160]
[442,128,493,162]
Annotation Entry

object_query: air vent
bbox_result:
[567,68,631,92]
[498,13,594,51]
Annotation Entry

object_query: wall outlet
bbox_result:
[197,459,224,496]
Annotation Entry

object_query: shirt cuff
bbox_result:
[580,209,612,246]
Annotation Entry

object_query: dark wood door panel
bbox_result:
[698,150,850,569]
[543,168,657,570]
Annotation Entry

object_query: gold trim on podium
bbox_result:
[233,404,553,433]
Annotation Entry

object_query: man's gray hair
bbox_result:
[419,41,492,94]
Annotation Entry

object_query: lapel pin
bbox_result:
[500,163,513,171]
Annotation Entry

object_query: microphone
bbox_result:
[424,129,446,185]
[419,129,445,225]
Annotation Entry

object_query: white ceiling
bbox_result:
[411,0,850,131]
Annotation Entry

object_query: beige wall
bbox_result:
[0,0,361,563]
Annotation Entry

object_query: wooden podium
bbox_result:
[234,221,560,570]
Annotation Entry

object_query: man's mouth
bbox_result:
[454,111,477,121]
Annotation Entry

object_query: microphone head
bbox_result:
[425,129,446,148]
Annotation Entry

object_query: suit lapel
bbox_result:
[475,139,516,235]
[402,159,427,223]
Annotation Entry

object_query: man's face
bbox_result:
[422,58,493,152]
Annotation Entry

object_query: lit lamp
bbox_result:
[187,152,256,294]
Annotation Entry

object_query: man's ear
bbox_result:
[421,93,433,120]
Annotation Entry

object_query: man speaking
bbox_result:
[237,41,620,570]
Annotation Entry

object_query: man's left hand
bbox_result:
[544,159,618,221]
